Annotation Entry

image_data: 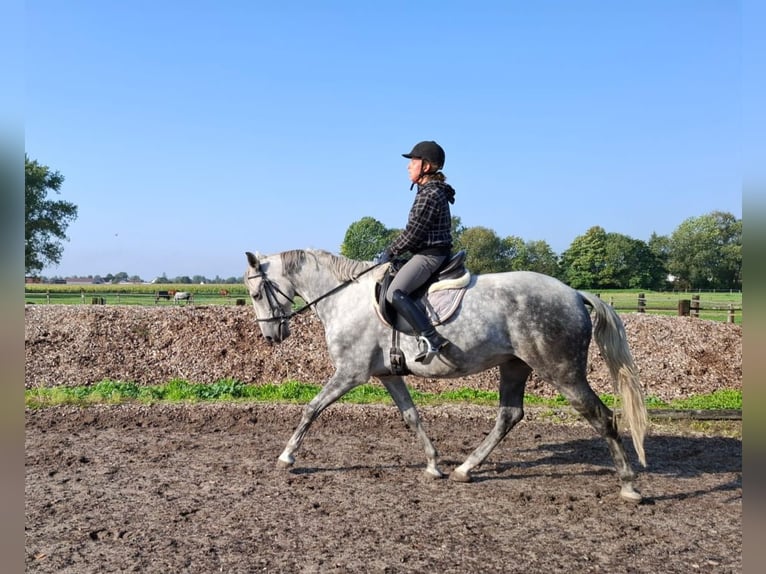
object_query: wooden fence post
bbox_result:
[691,295,700,318]
[678,299,691,316]
[728,303,735,324]
[637,293,646,313]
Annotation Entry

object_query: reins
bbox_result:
[247,261,384,324]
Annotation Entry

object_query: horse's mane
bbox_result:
[280,249,374,282]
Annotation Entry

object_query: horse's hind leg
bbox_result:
[556,380,642,503]
[277,371,363,469]
[451,360,531,482]
[380,376,443,479]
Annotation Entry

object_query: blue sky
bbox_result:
[25,0,741,281]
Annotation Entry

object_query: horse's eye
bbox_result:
[252,292,262,301]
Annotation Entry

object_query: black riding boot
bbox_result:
[391,290,448,362]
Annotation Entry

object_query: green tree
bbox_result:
[501,236,527,271]
[560,226,608,288]
[647,232,671,263]
[340,216,397,260]
[521,239,560,277]
[25,155,78,275]
[468,234,560,276]
[561,228,667,289]
[603,233,667,289]
[667,211,742,290]
[451,215,466,245]
[455,226,507,274]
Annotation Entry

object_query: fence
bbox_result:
[24,290,241,306]
[608,293,741,324]
[26,289,742,323]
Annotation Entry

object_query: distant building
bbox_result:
[64,277,104,285]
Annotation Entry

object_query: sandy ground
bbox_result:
[26,403,741,573]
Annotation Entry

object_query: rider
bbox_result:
[376,140,456,362]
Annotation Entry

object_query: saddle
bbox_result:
[374,250,472,336]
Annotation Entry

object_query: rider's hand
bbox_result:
[374,249,392,264]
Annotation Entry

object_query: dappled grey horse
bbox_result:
[244,249,648,502]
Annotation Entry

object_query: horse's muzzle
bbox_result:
[264,321,290,344]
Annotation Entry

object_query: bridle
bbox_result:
[246,260,383,330]
[245,268,295,332]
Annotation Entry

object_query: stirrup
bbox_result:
[414,335,448,364]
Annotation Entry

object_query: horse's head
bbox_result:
[244,251,295,343]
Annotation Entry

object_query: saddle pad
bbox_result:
[373,271,471,327]
[429,271,470,293]
[425,281,469,325]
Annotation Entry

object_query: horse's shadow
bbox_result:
[289,434,741,502]
[461,433,742,501]
[485,434,742,476]
[289,463,411,476]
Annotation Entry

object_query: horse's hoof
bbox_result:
[424,467,444,480]
[277,453,294,469]
[620,484,642,503]
[449,470,472,483]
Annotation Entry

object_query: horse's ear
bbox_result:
[246,251,259,268]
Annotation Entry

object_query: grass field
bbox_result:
[25,379,742,411]
[595,289,742,323]
[24,283,249,306]
[25,284,743,323]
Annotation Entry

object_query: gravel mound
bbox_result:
[25,305,741,401]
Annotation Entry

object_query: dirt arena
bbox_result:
[26,403,741,573]
[25,307,742,572]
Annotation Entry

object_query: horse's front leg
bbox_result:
[379,376,443,479]
[277,371,363,469]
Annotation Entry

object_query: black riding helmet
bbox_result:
[402,140,445,171]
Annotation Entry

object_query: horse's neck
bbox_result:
[286,252,372,313]
[290,268,339,304]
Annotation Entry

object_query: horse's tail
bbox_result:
[580,291,648,467]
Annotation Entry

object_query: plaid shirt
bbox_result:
[389,181,455,256]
